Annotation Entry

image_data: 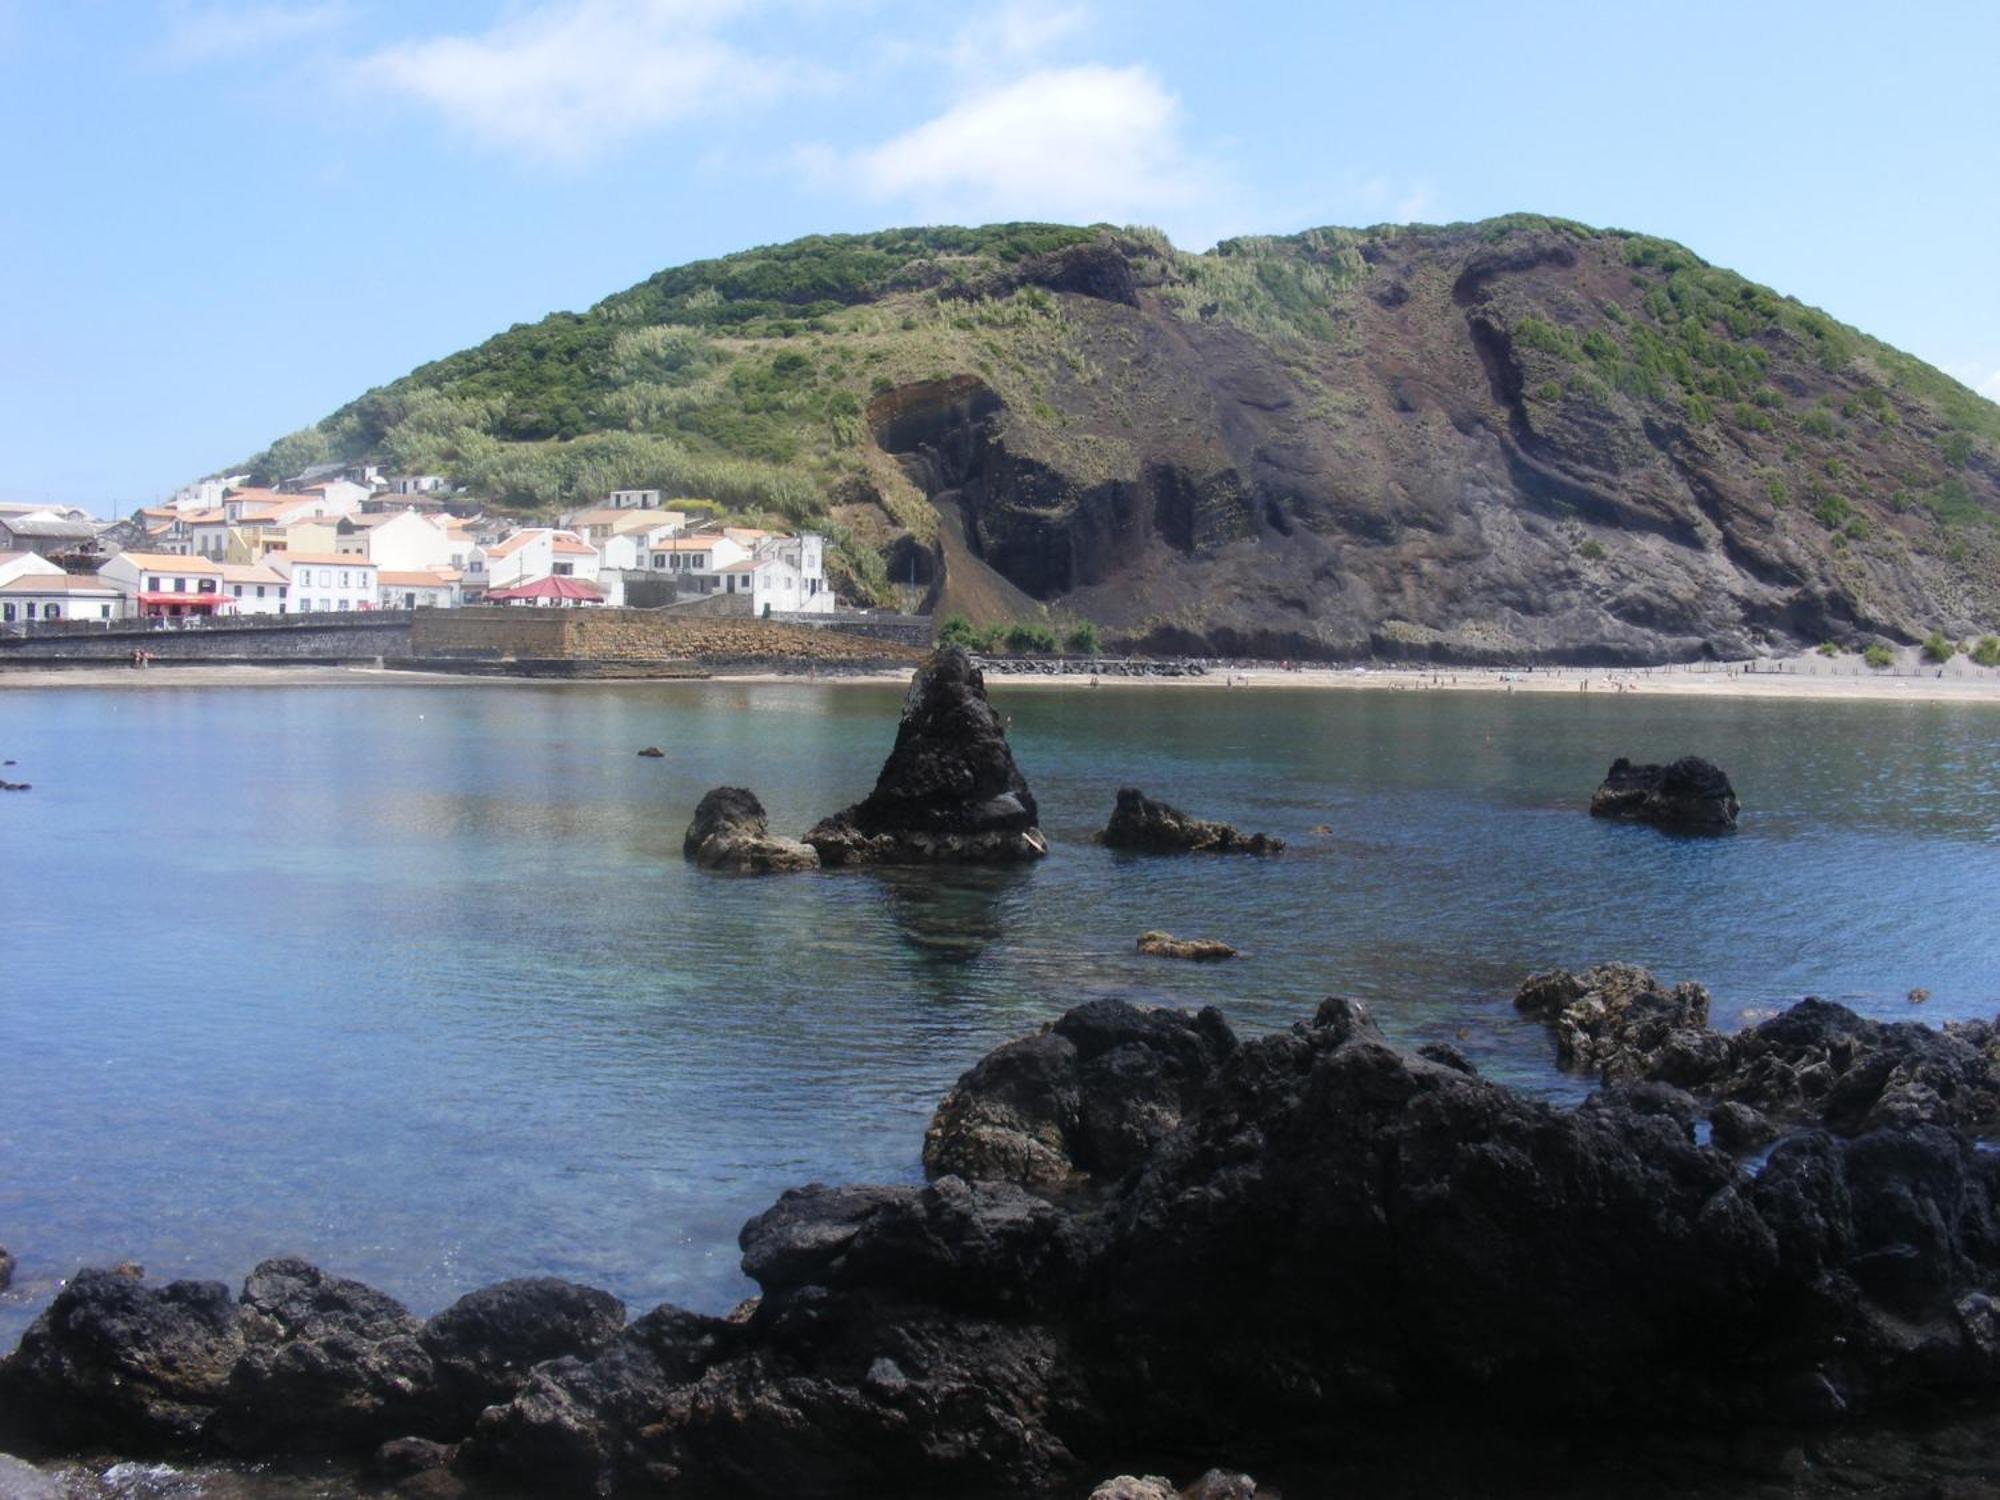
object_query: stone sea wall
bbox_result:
[0,608,930,670]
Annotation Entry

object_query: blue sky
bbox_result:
[2,0,1996,512]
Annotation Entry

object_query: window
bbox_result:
[45,605,59,621]
[99,605,111,619]
[233,585,243,597]
[174,578,187,592]
[553,562,573,577]
[1,604,11,621]
[340,572,350,588]
[148,576,161,591]
[256,585,266,598]
[24,603,36,619]
[338,599,350,611]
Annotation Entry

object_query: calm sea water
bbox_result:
[2,678,1997,1346]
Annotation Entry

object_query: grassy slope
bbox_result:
[245,216,2000,610]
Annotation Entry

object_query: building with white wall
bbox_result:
[216,562,290,616]
[98,552,229,619]
[270,554,378,614]
[0,572,124,624]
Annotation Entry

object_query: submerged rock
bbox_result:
[923,998,1237,1190]
[1135,931,1237,961]
[804,647,1047,866]
[1515,963,1730,1084]
[1519,964,2000,1136]
[1589,755,1739,831]
[1099,789,1282,854]
[0,1248,12,1293]
[635,746,664,758]
[682,786,819,873]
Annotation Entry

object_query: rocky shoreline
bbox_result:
[6,986,2000,1498]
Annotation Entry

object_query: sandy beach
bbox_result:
[3,649,1998,705]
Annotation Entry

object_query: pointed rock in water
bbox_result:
[636,746,665,758]
[0,1248,12,1292]
[683,787,819,873]
[805,646,1047,865]
[1136,931,1237,961]
[1100,789,1282,854]
[1589,755,1739,831]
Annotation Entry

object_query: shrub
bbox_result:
[1004,621,1059,654]
[936,614,979,648]
[1942,431,1974,468]
[1922,632,1957,663]
[1816,641,1840,657]
[1063,622,1101,655]
[1864,643,1894,669]
[1764,476,1789,508]
[1972,637,2000,668]
[1801,408,1837,439]
[1576,539,1606,561]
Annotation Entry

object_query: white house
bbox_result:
[644,533,747,594]
[476,529,600,590]
[271,553,378,614]
[0,572,124,624]
[606,488,662,509]
[98,552,229,619]
[747,532,831,615]
[378,570,462,609]
[390,475,447,495]
[215,562,290,616]
[342,509,455,573]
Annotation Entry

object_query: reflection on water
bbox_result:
[1,680,1997,1354]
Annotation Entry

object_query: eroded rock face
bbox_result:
[1099,789,1282,854]
[923,998,1237,1190]
[682,787,820,873]
[805,648,1047,866]
[1518,966,2000,1137]
[1589,756,1740,831]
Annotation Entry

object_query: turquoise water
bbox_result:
[2,678,1997,1344]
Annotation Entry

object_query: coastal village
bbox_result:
[0,463,833,627]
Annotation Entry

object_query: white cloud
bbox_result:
[946,1,1088,71]
[157,2,349,67]
[832,64,1217,232]
[365,0,797,165]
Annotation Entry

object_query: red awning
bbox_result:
[484,576,604,603]
[137,592,230,608]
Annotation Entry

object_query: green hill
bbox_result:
[245,217,2000,660]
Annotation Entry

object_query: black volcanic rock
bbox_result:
[682,786,819,872]
[1589,756,1740,831]
[922,998,1237,1190]
[218,1258,436,1452]
[1518,965,2000,1137]
[1099,789,1283,854]
[16,995,2000,1496]
[805,647,1047,865]
[0,1247,12,1292]
[0,1268,244,1453]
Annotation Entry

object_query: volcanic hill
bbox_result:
[248,218,2000,662]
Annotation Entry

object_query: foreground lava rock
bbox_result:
[1518,964,2000,1135]
[1099,788,1283,854]
[805,647,1047,865]
[9,995,2000,1497]
[682,787,820,872]
[922,998,1237,1189]
[1589,755,1740,830]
